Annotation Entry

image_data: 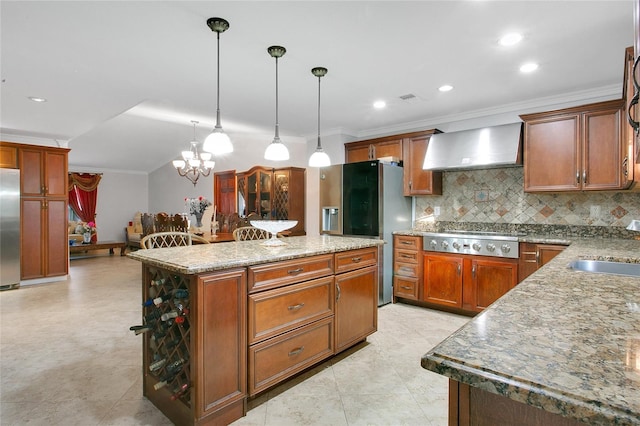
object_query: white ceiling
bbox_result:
[0,1,634,173]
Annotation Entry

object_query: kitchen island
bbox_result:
[128,235,383,426]
[421,238,640,425]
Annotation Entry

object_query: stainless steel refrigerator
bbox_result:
[1,168,21,290]
[319,160,412,305]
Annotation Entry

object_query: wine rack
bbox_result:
[142,267,192,408]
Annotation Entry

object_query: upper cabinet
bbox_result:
[236,166,305,236]
[345,136,402,163]
[344,129,442,196]
[520,99,633,192]
[402,131,443,196]
[19,146,69,197]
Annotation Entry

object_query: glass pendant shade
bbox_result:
[265,45,289,161]
[265,137,290,161]
[203,128,232,154]
[308,66,330,167]
[308,147,330,167]
[203,17,233,155]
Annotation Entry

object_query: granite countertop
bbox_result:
[421,237,640,425]
[127,235,384,274]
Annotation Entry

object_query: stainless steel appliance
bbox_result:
[1,168,21,290]
[320,160,412,305]
[422,230,520,259]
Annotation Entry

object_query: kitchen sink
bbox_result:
[568,259,640,278]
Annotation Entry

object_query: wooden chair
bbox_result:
[232,226,270,241]
[190,234,210,245]
[141,213,155,237]
[140,232,193,249]
[154,212,170,232]
[171,214,189,232]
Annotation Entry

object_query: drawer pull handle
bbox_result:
[288,346,305,356]
[401,254,412,259]
[287,303,305,311]
[401,241,412,245]
[400,286,412,290]
[351,257,362,263]
[287,268,304,275]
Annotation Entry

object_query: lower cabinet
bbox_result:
[393,235,423,301]
[423,253,519,314]
[518,243,567,282]
[334,265,378,352]
[424,254,463,308]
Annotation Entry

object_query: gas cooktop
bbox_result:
[422,230,524,258]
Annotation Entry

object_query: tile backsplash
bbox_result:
[414,167,640,228]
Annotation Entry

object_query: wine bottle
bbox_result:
[129,324,153,335]
[152,293,172,306]
[173,289,189,299]
[151,277,168,286]
[149,358,167,371]
[161,310,179,321]
[170,383,189,401]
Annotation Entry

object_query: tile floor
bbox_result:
[0,254,470,426]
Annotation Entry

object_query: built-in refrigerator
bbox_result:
[319,160,412,305]
[1,168,21,290]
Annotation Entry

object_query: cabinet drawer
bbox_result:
[395,249,419,264]
[394,261,420,277]
[248,316,334,395]
[394,235,421,251]
[248,254,334,293]
[334,247,378,274]
[394,276,419,300]
[248,276,334,344]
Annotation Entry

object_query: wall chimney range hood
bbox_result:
[422,122,523,171]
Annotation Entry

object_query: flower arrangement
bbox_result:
[185,196,212,215]
[80,221,97,234]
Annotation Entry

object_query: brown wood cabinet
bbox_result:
[393,235,423,301]
[12,144,70,281]
[213,169,236,215]
[236,166,305,235]
[423,253,464,308]
[521,99,632,192]
[450,380,582,426]
[464,257,518,312]
[0,144,18,168]
[422,252,519,313]
[345,136,402,163]
[402,131,443,195]
[345,130,443,196]
[141,266,247,426]
[518,243,567,282]
[247,247,378,395]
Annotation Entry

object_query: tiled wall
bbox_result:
[414,167,640,228]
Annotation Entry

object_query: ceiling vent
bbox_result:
[399,93,417,101]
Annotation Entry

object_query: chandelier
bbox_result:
[308,66,331,167]
[202,17,233,155]
[264,45,290,161]
[173,121,215,186]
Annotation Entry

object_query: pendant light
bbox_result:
[202,17,233,155]
[308,67,331,167]
[173,121,215,186]
[264,45,290,161]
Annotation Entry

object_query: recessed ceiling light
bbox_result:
[373,100,386,109]
[438,85,453,92]
[499,33,523,46]
[519,62,539,73]
[28,96,47,103]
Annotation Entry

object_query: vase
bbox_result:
[194,212,203,228]
[83,232,91,244]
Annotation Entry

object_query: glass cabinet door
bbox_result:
[272,170,290,220]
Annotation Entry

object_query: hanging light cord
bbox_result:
[215,31,222,130]
[316,74,322,149]
[274,56,280,140]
